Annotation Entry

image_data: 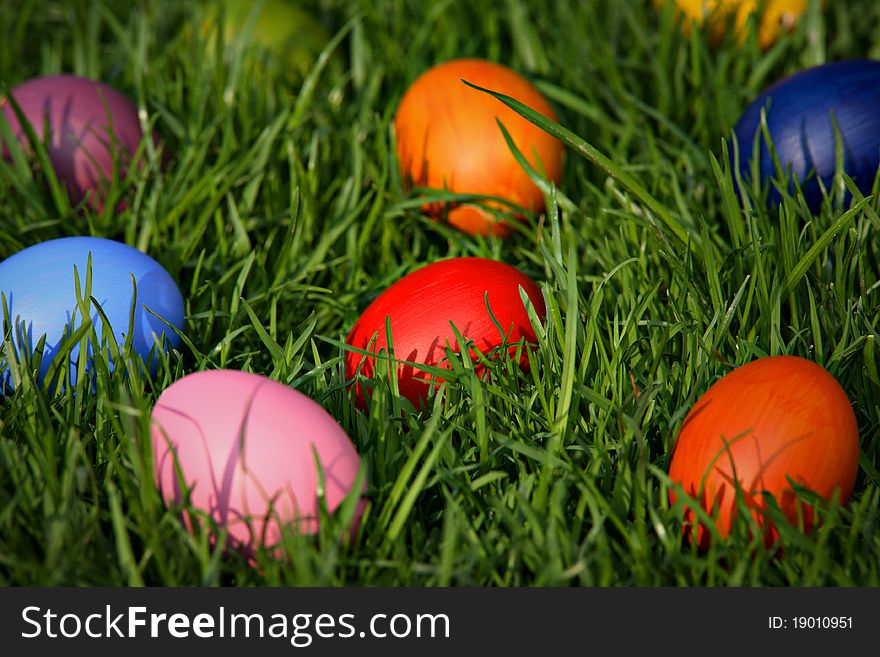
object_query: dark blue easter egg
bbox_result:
[732,59,880,210]
[0,237,184,391]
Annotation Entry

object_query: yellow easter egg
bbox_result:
[656,0,810,48]
[734,0,809,49]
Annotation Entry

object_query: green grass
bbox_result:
[1,0,880,586]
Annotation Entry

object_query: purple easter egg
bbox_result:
[1,74,157,209]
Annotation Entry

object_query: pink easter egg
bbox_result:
[150,370,365,555]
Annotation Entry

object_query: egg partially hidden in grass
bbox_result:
[0,237,184,392]
[151,370,366,556]
[732,59,880,211]
[394,58,563,237]
[657,0,809,49]
[1,74,158,210]
[667,355,859,548]
[202,0,337,82]
[345,257,546,410]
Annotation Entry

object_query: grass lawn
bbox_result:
[1,0,879,586]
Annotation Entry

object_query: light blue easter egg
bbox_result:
[0,237,184,391]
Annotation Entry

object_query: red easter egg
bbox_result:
[668,355,860,548]
[345,257,546,409]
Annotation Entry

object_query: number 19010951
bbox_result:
[769,616,853,630]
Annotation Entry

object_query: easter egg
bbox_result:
[1,74,156,209]
[203,0,335,81]
[733,0,809,48]
[655,0,728,42]
[151,370,365,554]
[668,356,859,548]
[345,257,546,410]
[732,60,880,210]
[0,237,184,391]
[394,58,563,237]
[657,0,808,48]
